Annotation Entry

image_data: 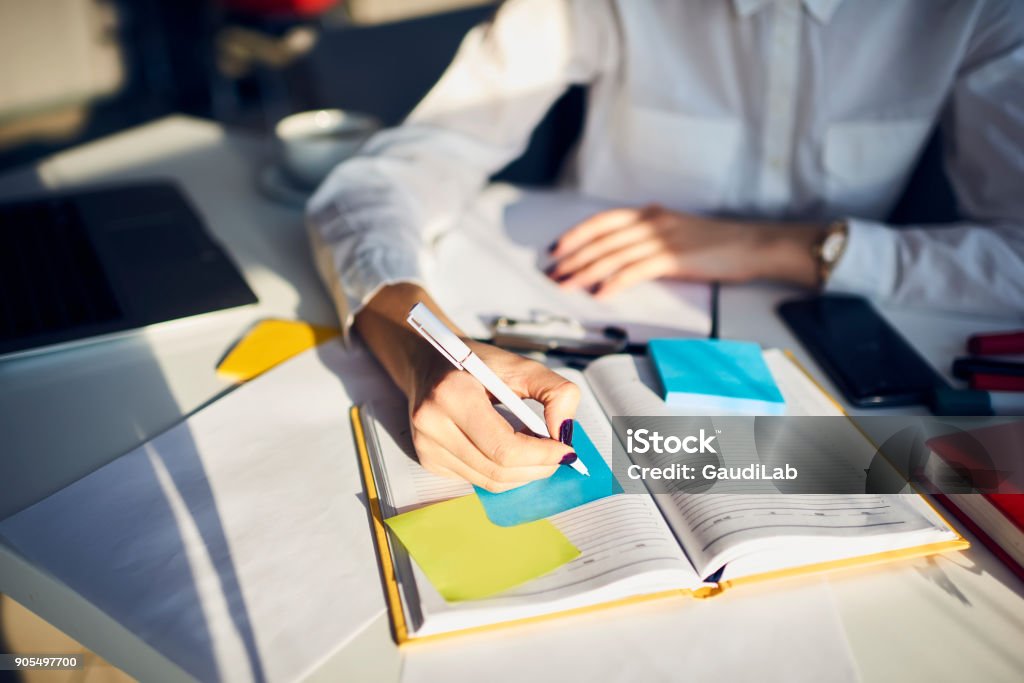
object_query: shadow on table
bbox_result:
[0,401,268,683]
[0,141,320,681]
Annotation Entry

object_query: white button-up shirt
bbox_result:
[308,0,1024,334]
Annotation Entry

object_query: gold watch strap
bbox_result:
[814,219,849,288]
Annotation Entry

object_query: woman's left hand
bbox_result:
[545,205,823,297]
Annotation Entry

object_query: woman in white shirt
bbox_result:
[307,0,1024,490]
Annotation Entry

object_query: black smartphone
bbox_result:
[778,294,945,407]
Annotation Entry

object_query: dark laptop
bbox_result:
[0,182,257,358]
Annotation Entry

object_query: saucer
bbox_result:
[258,163,313,209]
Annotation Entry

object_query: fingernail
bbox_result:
[547,240,559,253]
[559,453,578,466]
[556,273,571,283]
[544,263,557,277]
[559,419,574,446]
[588,283,602,295]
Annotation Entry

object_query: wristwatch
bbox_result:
[815,220,849,287]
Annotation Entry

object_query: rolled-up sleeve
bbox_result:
[828,5,1024,316]
[306,0,618,338]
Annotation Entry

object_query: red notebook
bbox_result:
[926,422,1024,582]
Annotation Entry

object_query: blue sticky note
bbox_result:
[475,421,623,527]
[648,338,785,414]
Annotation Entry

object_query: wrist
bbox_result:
[355,283,464,396]
[755,223,828,287]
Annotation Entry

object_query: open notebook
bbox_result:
[353,350,967,644]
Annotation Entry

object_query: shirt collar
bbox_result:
[733,0,843,24]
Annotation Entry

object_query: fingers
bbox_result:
[413,431,519,493]
[451,427,563,485]
[409,362,576,493]
[414,430,559,493]
[547,221,660,284]
[549,207,649,259]
[438,378,568,468]
[557,239,665,291]
[592,254,677,298]
[458,414,571,471]
[508,361,581,440]
[548,205,678,294]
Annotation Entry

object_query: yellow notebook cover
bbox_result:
[351,355,969,645]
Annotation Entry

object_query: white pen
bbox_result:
[407,302,589,477]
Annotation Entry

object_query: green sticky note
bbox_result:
[385,495,580,602]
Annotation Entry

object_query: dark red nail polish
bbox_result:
[547,240,559,253]
[559,453,578,466]
[556,273,571,283]
[544,263,557,276]
[588,283,602,295]
[559,419,574,446]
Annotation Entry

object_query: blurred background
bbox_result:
[0,0,589,187]
[0,0,957,219]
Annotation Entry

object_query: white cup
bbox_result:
[275,109,380,189]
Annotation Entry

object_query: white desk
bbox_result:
[719,282,1024,416]
[0,117,338,520]
[1,117,1022,682]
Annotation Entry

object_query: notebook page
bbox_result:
[363,369,702,636]
[362,399,473,516]
[413,494,700,636]
[580,351,956,579]
[425,185,711,342]
[669,493,954,578]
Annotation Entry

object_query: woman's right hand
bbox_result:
[354,284,581,492]
[407,338,580,491]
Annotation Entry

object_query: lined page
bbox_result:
[667,493,949,577]
[581,351,956,580]
[413,493,699,636]
[408,463,473,506]
[505,495,691,598]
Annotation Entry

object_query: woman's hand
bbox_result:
[354,284,580,493]
[545,205,823,296]
[407,340,580,492]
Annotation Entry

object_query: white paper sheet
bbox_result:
[0,343,399,683]
[401,578,858,683]
[426,185,712,342]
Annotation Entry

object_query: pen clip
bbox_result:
[407,310,467,370]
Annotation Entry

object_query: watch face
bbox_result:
[822,231,846,263]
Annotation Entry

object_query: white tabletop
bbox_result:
[1,116,1022,682]
[0,116,338,520]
